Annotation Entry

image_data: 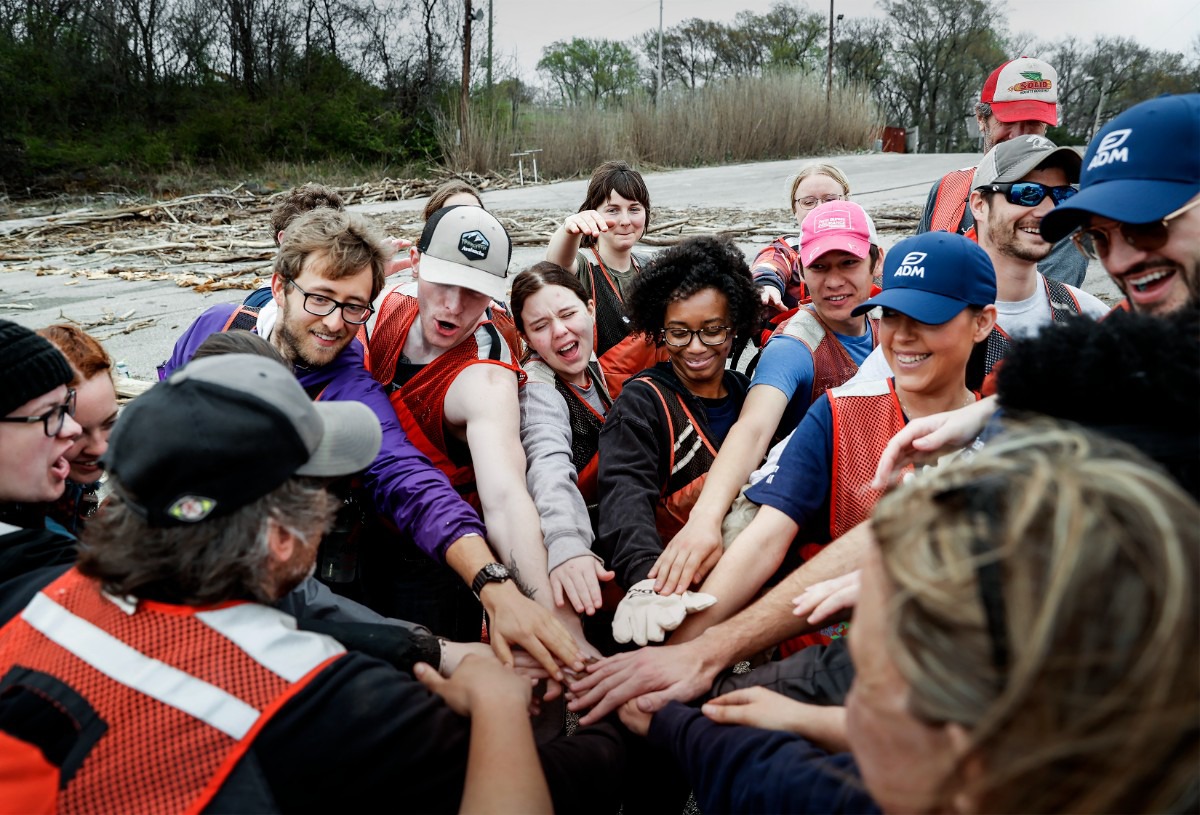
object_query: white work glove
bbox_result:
[611,579,717,646]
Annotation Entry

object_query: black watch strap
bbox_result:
[471,562,511,595]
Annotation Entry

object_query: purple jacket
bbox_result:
[163,304,486,561]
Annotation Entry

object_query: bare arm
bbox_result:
[447,364,599,659]
[651,386,790,595]
[669,505,798,643]
[415,658,552,815]
[569,522,872,725]
[546,211,614,270]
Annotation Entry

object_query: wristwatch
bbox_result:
[471,562,511,596]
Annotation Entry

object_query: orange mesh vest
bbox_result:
[771,309,880,409]
[366,292,524,510]
[929,168,976,234]
[780,379,909,657]
[633,375,720,544]
[0,568,344,815]
[583,250,665,399]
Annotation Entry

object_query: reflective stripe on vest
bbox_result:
[0,569,345,815]
[929,168,976,234]
[639,377,719,543]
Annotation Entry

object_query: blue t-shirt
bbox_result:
[745,393,836,529]
[700,393,739,445]
[751,325,875,439]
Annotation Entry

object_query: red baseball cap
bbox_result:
[981,57,1058,126]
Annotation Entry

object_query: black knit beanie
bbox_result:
[0,319,74,417]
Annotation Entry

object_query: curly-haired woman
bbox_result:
[594,236,759,632]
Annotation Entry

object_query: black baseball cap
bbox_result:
[104,354,381,526]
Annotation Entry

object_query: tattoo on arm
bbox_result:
[506,551,537,600]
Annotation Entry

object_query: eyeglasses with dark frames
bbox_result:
[984,181,1077,208]
[287,280,374,325]
[794,193,846,210]
[662,326,732,347]
[1071,196,1200,261]
[0,389,77,437]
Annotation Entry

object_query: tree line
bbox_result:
[539,0,1199,151]
[2,0,1197,189]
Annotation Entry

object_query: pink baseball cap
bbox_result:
[800,201,872,267]
[981,57,1058,126]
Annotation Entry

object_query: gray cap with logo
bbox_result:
[974,134,1083,189]
[416,205,513,301]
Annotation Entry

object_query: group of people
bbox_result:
[0,55,1196,814]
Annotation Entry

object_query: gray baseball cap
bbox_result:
[104,354,381,525]
[974,134,1083,189]
[416,205,513,301]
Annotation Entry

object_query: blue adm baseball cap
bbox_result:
[1041,93,1200,243]
[852,232,997,325]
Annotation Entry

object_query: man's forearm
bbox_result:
[693,521,872,664]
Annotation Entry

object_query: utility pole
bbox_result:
[656,0,664,104]
[486,1,494,96]
[460,0,473,150]
[825,0,833,145]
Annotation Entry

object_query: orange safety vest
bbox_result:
[770,308,881,411]
[366,292,524,511]
[0,568,344,815]
[780,379,913,657]
[581,249,666,399]
[929,167,977,234]
[1101,298,1132,320]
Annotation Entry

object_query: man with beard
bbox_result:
[850,134,1106,384]
[0,353,556,814]
[918,56,1088,288]
[163,209,584,680]
[1040,93,1200,317]
[872,93,1200,477]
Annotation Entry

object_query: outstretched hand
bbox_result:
[550,555,615,615]
[871,396,997,489]
[648,520,724,596]
[792,570,861,628]
[481,583,585,681]
[567,640,715,726]
[562,210,616,238]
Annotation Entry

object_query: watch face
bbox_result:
[484,563,509,580]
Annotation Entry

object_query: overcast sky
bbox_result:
[485,0,1199,82]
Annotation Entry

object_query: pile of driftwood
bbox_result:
[1,175,921,296]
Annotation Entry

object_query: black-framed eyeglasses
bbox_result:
[794,193,846,210]
[985,181,1077,208]
[287,280,374,325]
[1071,196,1200,260]
[0,389,76,437]
[662,326,731,347]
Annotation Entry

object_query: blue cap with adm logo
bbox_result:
[852,232,997,324]
[1041,93,1200,242]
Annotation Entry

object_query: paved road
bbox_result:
[0,152,1119,378]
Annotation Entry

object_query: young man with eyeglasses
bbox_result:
[918,57,1089,289]
[163,208,585,681]
[0,320,83,594]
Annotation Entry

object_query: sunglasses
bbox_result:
[1071,196,1200,261]
[984,181,1077,207]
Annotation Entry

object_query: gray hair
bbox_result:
[78,476,336,605]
